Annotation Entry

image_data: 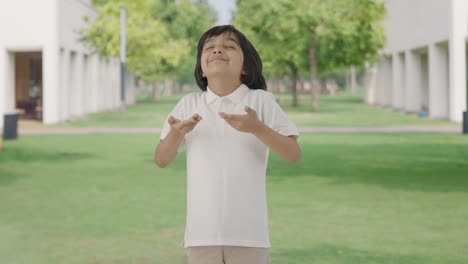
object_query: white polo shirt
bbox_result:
[160,83,299,248]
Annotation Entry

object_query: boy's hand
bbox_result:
[169,114,202,136]
[219,106,263,133]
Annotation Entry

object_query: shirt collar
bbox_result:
[205,83,249,105]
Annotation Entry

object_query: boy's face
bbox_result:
[200,33,245,81]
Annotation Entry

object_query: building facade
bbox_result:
[0,0,136,127]
[365,0,468,122]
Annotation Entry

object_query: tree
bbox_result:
[298,0,386,110]
[81,0,216,98]
[234,0,386,111]
[153,0,216,86]
[235,0,308,107]
[82,0,188,81]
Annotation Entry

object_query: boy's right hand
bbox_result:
[168,114,202,136]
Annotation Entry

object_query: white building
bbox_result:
[0,0,136,127]
[365,0,468,122]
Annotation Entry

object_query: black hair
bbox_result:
[194,25,267,91]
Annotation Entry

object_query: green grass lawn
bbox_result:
[24,89,456,128]
[279,93,456,127]
[1,133,467,263]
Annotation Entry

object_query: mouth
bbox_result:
[208,57,228,63]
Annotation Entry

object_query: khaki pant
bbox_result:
[187,246,270,264]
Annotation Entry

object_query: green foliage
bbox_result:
[313,0,387,73]
[153,0,217,83]
[234,0,386,75]
[234,0,309,78]
[81,0,216,83]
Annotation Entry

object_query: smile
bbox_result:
[208,57,228,63]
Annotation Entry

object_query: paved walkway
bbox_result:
[18,125,462,135]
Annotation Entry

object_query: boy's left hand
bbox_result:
[219,106,263,133]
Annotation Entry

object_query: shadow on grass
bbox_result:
[272,243,460,264]
[267,140,468,193]
[0,144,96,185]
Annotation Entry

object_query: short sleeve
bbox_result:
[160,97,186,152]
[263,92,299,137]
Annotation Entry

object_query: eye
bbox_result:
[204,46,214,51]
[225,46,235,49]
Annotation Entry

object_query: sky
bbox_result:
[207,0,236,25]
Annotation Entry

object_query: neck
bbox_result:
[207,77,241,96]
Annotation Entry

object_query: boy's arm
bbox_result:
[252,124,301,163]
[154,128,184,168]
[154,114,202,168]
[219,107,301,163]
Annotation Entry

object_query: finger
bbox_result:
[185,117,202,127]
[218,112,229,119]
[190,114,202,122]
[219,112,241,121]
[189,116,201,124]
[168,116,179,125]
[244,105,254,114]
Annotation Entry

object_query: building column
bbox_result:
[364,62,377,105]
[75,53,84,116]
[383,56,393,107]
[98,57,105,111]
[0,49,5,127]
[405,50,421,112]
[109,59,115,109]
[375,60,385,105]
[68,52,77,117]
[81,54,89,115]
[43,45,60,124]
[113,58,119,108]
[448,0,468,122]
[429,43,449,119]
[103,58,109,110]
[392,52,405,109]
[0,49,15,127]
[89,54,99,113]
[59,48,70,121]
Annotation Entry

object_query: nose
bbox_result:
[212,48,222,54]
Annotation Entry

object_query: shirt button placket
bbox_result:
[218,98,227,243]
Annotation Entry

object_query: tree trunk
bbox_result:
[309,41,320,111]
[152,83,160,101]
[175,81,182,93]
[266,79,273,92]
[164,79,173,96]
[272,76,280,93]
[289,62,298,107]
[279,77,286,103]
[351,65,357,94]
[346,69,351,93]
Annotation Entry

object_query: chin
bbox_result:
[206,71,235,78]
